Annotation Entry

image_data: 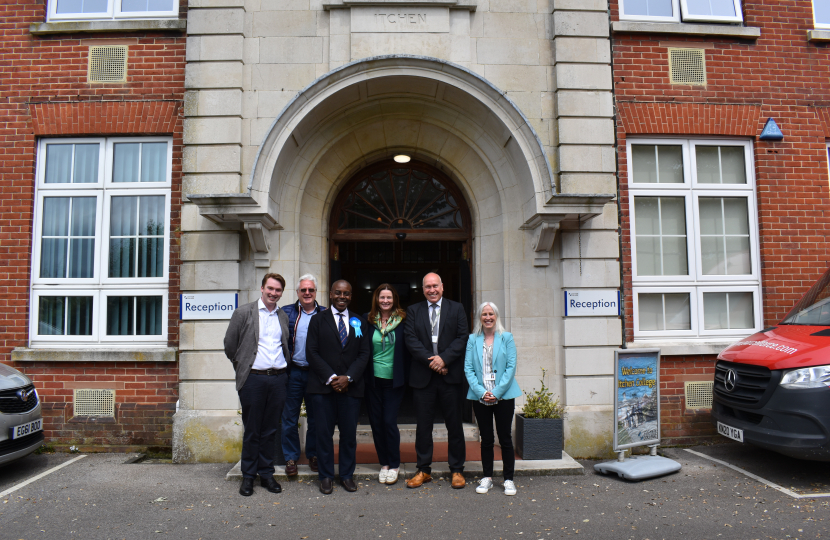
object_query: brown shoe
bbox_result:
[308,456,318,473]
[406,471,432,488]
[451,472,466,489]
[285,460,298,477]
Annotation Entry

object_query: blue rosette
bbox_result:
[349,317,363,338]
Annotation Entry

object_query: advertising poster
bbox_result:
[614,349,660,451]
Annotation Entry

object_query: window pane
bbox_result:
[638,294,664,331]
[73,144,99,183]
[728,292,754,328]
[68,239,95,278]
[107,296,134,335]
[40,239,68,278]
[113,143,140,183]
[664,293,691,330]
[700,237,725,275]
[723,198,749,235]
[42,197,70,236]
[138,238,164,277]
[634,197,687,276]
[698,197,723,235]
[38,297,65,335]
[704,292,754,329]
[139,196,165,235]
[67,296,93,335]
[632,145,683,183]
[697,145,746,184]
[70,196,97,236]
[136,296,163,335]
[700,197,751,275]
[45,145,73,184]
[109,238,136,278]
[725,237,752,274]
[634,197,660,234]
[635,237,660,275]
[110,196,138,236]
[41,197,96,279]
[141,143,168,182]
[719,146,746,184]
[631,145,657,183]
[56,0,108,14]
[657,145,683,183]
[662,237,689,275]
[703,292,728,329]
[817,0,830,25]
[696,146,721,183]
[623,0,674,16]
[686,0,736,16]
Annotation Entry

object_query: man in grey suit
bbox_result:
[224,273,291,497]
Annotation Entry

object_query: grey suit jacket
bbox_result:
[223,300,291,391]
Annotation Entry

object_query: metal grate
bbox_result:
[685,381,713,409]
[668,48,706,85]
[74,389,115,416]
[88,46,128,83]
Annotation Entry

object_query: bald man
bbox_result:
[404,272,469,489]
[306,280,371,494]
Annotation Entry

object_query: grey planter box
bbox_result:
[515,414,563,460]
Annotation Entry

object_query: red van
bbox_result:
[712,268,830,461]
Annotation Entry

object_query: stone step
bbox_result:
[352,423,479,444]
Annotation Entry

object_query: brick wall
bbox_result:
[660,355,718,445]
[0,1,186,451]
[612,0,830,442]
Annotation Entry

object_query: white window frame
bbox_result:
[679,0,743,23]
[619,0,681,23]
[47,0,179,22]
[628,137,761,340]
[30,137,172,348]
[816,0,830,28]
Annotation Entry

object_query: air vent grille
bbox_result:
[74,389,115,416]
[88,46,128,83]
[684,381,713,409]
[668,48,706,85]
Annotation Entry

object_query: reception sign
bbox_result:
[564,289,621,317]
[180,293,238,320]
[613,348,661,451]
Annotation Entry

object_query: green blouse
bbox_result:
[372,328,395,379]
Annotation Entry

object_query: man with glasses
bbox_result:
[404,272,469,489]
[280,274,327,477]
[306,280,371,494]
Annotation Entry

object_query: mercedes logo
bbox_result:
[724,369,738,392]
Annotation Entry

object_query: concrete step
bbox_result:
[353,423,479,444]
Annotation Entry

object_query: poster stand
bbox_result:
[594,348,682,481]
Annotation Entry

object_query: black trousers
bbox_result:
[413,374,466,474]
[365,377,405,468]
[238,372,288,479]
[473,398,516,480]
[311,392,361,480]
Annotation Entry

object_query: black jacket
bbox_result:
[362,313,410,389]
[306,310,371,398]
[404,298,469,388]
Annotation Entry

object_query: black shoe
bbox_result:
[260,475,282,494]
[340,477,357,492]
[320,477,333,495]
[239,477,254,496]
[308,456,318,473]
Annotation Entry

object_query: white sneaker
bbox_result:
[503,480,517,496]
[475,477,493,494]
[378,469,389,484]
[386,469,399,485]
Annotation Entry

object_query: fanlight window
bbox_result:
[338,167,465,230]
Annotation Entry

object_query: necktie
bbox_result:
[430,303,439,355]
[338,313,348,348]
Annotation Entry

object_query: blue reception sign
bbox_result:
[564,290,621,317]
[179,293,238,320]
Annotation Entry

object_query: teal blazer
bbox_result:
[464,331,522,401]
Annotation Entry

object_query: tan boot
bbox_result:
[406,471,432,488]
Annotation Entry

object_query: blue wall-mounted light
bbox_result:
[759,117,784,141]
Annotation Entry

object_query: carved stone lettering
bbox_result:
[351,7,450,33]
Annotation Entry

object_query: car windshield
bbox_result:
[781,267,830,325]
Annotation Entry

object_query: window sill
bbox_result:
[808,29,830,42]
[626,340,736,356]
[11,347,177,363]
[612,21,760,40]
[30,19,186,35]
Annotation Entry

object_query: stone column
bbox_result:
[552,0,620,459]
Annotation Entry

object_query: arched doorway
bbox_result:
[329,159,473,319]
[329,159,474,423]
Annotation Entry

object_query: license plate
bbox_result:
[10,419,42,440]
[717,421,743,442]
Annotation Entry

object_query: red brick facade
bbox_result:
[612,1,830,443]
[0,1,186,451]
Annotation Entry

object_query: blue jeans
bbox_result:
[280,367,316,462]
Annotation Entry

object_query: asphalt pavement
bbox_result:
[0,443,827,540]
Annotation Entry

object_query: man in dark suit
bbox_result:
[224,273,291,497]
[404,272,469,489]
[306,280,371,494]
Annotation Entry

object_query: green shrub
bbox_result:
[521,369,565,419]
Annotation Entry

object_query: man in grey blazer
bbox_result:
[224,273,291,497]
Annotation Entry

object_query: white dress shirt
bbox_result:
[327,306,350,384]
[251,299,287,370]
[429,297,443,332]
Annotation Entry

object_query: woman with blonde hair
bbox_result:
[464,301,522,496]
[363,284,410,485]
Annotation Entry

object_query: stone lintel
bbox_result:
[808,29,830,42]
[611,21,760,39]
[30,19,187,35]
[12,347,177,362]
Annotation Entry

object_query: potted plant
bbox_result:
[516,369,565,460]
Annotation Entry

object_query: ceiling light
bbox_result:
[394,154,411,163]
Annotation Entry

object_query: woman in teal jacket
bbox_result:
[464,301,522,496]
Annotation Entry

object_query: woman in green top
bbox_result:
[363,284,410,485]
